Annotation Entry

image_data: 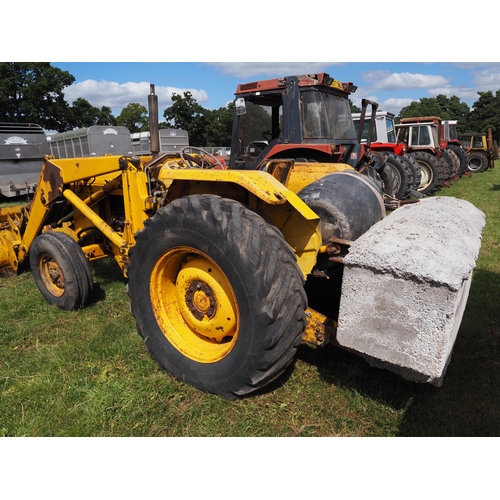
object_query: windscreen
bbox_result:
[301,90,356,141]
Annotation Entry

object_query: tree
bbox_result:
[116,103,148,133]
[349,99,361,113]
[96,106,117,126]
[69,98,117,129]
[468,90,500,142]
[398,94,471,134]
[399,96,446,119]
[203,103,234,147]
[163,92,209,146]
[0,62,75,131]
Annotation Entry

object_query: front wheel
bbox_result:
[467,151,488,173]
[127,195,307,399]
[29,231,93,310]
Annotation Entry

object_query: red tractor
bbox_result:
[395,116,461,195]
[438,119,469,178]
[228,74,405,202]
[352,108,420,199]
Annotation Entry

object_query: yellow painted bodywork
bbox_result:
[0,154,330,279]
[284,161,355,193]
[303,308,338,346]
[0,152,357,349]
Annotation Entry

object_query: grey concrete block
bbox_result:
[336,196,485,385]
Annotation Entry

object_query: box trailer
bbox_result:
[47,125,132,159]
[0,122,49,198]
[130,128,189,155]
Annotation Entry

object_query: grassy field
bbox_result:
[1,162,499,437]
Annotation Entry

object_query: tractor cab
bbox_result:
[229,73,361,170]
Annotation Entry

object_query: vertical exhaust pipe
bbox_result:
[148,84,160,157]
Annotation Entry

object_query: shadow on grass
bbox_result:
[296,268,500,436]
[88,257,128,306]
[491,184,500,191]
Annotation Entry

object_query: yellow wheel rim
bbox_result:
[39,253,65,297]
[150,247,239,363]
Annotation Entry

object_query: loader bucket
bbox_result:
[336,196,485,386]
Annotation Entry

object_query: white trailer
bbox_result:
[0,122,49,198]
[130,128,189,155]
[47,125,132,159]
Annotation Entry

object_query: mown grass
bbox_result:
[1,162,499,437]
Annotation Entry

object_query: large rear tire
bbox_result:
[29,232,93,310]
[467,151,488,173]
[448,144,468,177]
[403,153,422,191]
[439,149,455,182]
[445,148,460,179]
[409,151,443,195]
[379,152,413,200]
[127,194,306,399]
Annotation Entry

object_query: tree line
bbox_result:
[0,63,233,147]
[2,63,500,146]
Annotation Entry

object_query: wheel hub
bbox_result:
[186,280,216,320]
[175,257,236,341]
[150,248,239,362]
[41,255,65,296]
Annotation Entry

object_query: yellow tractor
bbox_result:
[460,128,498,172]
[0,77,485,399]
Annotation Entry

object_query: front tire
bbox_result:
[127,194,306,399]
[467,151,488,173]
[29,231,93,310]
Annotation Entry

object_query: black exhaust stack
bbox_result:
[148,84,160,157]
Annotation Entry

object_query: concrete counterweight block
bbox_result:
[336,196,486,386]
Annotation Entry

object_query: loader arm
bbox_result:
[2,154,324,279]
[15,155,142,268]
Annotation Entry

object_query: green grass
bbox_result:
[1,163,500,437]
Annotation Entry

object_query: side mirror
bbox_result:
[235,98,246,116]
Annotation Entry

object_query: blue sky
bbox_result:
[8,3,500,126]
[50,61,500,124]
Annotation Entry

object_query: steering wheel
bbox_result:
[180,147,225,169]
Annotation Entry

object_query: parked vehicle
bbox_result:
[47,125,132,158]
[460,128,499,172]
[130,128,188,156]
[0,78,484,399]
[353,109,419,199]
[0,122,49,198]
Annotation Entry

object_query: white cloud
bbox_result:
[427,85,479,102]
[376,97,416,115]
[206,62,341,80]
[362,71,450,91]
[471,68,500,90]
[62,80,209,113]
